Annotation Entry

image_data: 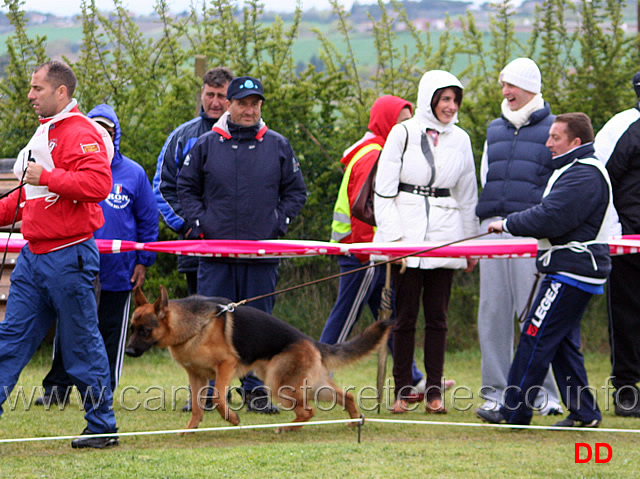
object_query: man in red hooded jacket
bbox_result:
[321,96,430,397]
[0,61,118,449]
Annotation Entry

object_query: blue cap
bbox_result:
[226,76,265,101]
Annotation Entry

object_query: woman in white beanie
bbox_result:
[374,70,478,414]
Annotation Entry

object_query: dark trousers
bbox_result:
[198,259,278,314]
[320,256,423,384]
[44,290,131,393]
[186,270,198,296]
[197,259,279,392]
[391,266,453,401]
[502,277,601,424]
[608,254,640,399]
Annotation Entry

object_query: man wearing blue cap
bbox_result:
[177,76,307,414]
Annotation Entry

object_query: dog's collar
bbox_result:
[216,302,238,316]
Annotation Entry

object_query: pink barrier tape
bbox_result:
[0,236,639,258]
[140,239,346,258]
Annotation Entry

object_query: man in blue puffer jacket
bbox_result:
[475,58,563,416]
[476,113,615,428]
[36,104,158,403]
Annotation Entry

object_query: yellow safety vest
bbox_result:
[330,143,382,242]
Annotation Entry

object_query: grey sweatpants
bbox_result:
[477,217,561,409]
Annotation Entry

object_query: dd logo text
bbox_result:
[574,443,612,464]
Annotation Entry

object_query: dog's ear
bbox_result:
[154,285,170,320]
[133,287,149,307]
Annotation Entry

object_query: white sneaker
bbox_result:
[414,377,426,394]
[538,402,564,416]
[412,377,455,393]
[479,400,500,412]
[444,379,456,391]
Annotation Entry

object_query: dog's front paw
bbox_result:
[224,409,240,426]
[347,413,365,427]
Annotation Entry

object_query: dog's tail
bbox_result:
[316,319,392,370]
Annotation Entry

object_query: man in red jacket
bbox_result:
[0,61,118,449]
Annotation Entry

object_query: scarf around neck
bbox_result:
[501,93,544,129]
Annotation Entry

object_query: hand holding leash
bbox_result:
[237,231,494,308]
[487,220,504,233]
[25,162,44,186]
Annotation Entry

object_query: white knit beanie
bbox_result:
[499,58,541,94]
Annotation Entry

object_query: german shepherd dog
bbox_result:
[125,286,391,432]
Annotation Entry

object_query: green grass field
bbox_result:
[1,345,639,477]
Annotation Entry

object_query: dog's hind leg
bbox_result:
[211,359,239,426]
[319,379,362,426]
[268,376,314,433]
[280,399,314,433]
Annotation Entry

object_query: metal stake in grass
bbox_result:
[376,263,393,413]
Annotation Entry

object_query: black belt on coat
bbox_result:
[398,182,450,197]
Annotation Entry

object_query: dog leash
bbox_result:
[221,231,495,312]
[0,155,29,282]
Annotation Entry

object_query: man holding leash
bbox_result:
[34,103,158,404]
[0,61,118,448]
[476,113,614,427]
[178,76,307,413]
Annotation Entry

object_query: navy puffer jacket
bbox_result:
[476,103,555,220]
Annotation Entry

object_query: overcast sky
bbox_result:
[17,0,359,16]
[16,0,500,17]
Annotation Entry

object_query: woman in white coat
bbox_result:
[374,70,478,414]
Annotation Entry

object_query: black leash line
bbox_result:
[0,182,26,201]
[227,230,494,310]
[0,154,29,284]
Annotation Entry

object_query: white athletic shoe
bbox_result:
[478,400,501,412]
[538,402,564,416]
[414,377,426,394]
[444,379,456,391]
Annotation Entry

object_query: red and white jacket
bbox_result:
[0,103,113,254]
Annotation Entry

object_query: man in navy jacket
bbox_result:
[178,76,307,413]
[477,113,614,428]
[154,67,233,295]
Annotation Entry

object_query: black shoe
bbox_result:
[71,428,119,449]
[34,391,70,407]
[245,390,280,415]
[615,398,640,418]
[475,407,506,424]
[552,417,601,428]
